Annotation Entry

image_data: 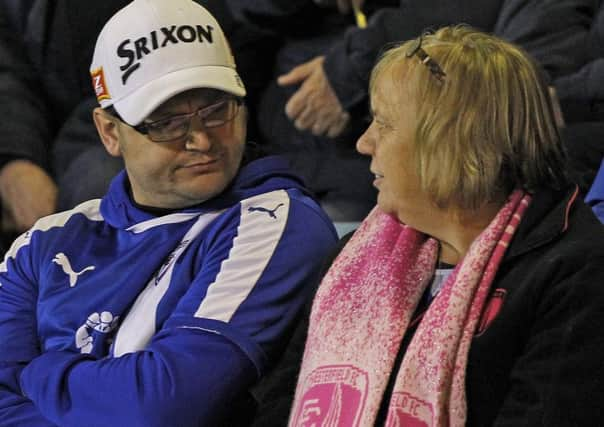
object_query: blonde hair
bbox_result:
[370,26,567,211]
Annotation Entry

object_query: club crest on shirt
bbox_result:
[75,311,120,354]
[291,365,368,427]
[385,392,433,427]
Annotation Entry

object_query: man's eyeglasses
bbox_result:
[406,36,446,82]
[106,97,243,142]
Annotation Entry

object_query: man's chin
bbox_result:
[179,185,227,206]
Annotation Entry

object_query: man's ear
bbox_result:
[93,107,122,157]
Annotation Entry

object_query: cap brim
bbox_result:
[114,66,246,126]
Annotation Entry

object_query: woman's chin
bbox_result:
[376,196,394,215]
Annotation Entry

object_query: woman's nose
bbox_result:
[356,126,375,156]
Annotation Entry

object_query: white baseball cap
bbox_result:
[90,0,246,126]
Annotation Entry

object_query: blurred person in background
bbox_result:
[246,0,597,222]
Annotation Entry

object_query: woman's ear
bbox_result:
[93,107,122,157]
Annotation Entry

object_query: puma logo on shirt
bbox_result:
[53,253,96,287]
[247,203,285,219]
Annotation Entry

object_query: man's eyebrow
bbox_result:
[144,110,175,123]
[145,101,185,120]
[146,103,192,121]
[145,90,229,122]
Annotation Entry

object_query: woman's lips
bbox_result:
[372,172,384,188]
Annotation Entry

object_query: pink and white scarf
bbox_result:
[289,190,531,427]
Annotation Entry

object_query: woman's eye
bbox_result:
[374,119,388,131]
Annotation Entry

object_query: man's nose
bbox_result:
[185,118,212,151]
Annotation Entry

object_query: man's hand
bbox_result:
[0,160,58,232]
[277,56,350,138]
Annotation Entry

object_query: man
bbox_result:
[0,1,337,425]
[0,0,262,240]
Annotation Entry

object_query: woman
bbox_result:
[252,26,604,426]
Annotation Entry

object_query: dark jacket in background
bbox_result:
[0,0,129,213]
[555,3,604,122]
[552,3,604,194]
[322,0,597,110]
[0,0,127,170]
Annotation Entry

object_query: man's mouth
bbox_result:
[180,158,220,173]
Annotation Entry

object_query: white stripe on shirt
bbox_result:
[194,190,290,322]
[112,210,224,356]
[126,212,204,233]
